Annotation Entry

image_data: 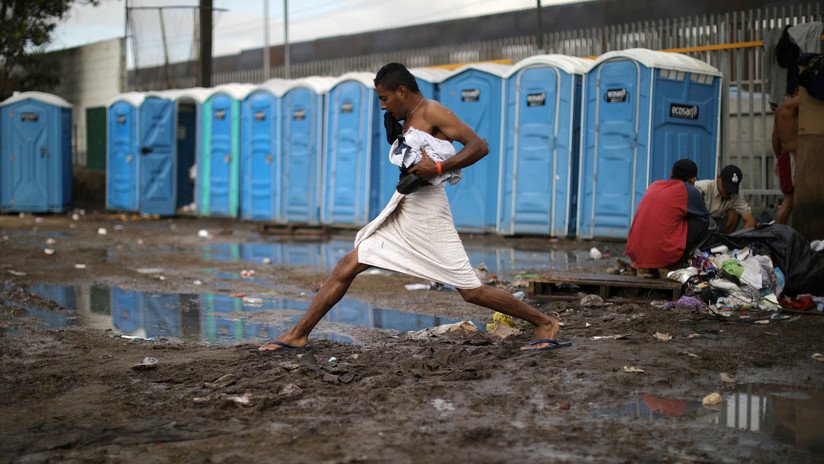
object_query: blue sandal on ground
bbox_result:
[523,339,572,351]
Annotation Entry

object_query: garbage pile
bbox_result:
[664,225,824,316]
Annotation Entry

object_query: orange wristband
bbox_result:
[436,162,443,175]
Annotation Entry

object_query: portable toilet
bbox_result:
[138,87,208,216]
[322,72,388,227]
[438,63,510,232]
[0,91,73,213]
[106,92,144,212]
[240,79,290,222]
[198,83,255,218]
[498,55,590,237]
[280,77,334,225]
[409,67,449,100]
[577,49,722,239]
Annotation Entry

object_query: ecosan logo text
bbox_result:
[527,93,546,106]
[670,104,699,119]
[461,89,481,102]
[605,88,627,102]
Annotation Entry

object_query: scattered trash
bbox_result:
[754,320,770,325]
[240,269,255,278]
[702,392,723,408]
[404,283,430,291]
[666,267,698,284]
[339,372,355,384]
[242,296,263,305]
[720,372,736,384]
[206,374,237,389]
[585,322,592,328]
[45,238,56,246]
[653,332,672,342]
[131,357,158,370]
[812,353,824,363]
[473,263,496,284]
[580,294,605,307]
[407,321,480,340]
[7,270,26,276]
[687,333,701,339]
[487,323,521,340]
[663,296,706,311]
[280,384,302,396]
[592,334,627,340]
[512,291,526,301]
[197,229,211,238]
[121,335,155,341]
[34,217,44,223]
[431,398,456,412]
[193,280,202,286]
[43,248,55,255]
[74,264,86,269]
[97,228,107,235]
[328,357,338,364]
[69,224,78,229]
[114,225,124,231]
[710,245,729,254]
[262,257,272,264]
[71,213,80,221]
[685,351,699,358]
[136,267,164,274]
[589,247,603,260]
[623,366,644,373]
[193,392,253,406]
[1,235,8,240]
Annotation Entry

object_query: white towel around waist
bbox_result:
[354,184,481,289]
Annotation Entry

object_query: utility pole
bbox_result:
[199,0,213,87]
[536,0,544,53]
[263,0,270,80]
[284,0,290,78]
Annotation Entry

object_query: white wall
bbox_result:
[49,38,125,166]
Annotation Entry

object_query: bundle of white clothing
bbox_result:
[388,127,461,186]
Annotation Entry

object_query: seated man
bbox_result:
[626,159,710,277]
[694,164,756,233]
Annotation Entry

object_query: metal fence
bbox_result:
[138,2,822,212]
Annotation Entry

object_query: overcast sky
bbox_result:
[51,0,591,67]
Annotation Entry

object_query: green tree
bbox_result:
[0,0,99,100]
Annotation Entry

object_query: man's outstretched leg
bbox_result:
[259,249,371,351]
[457,285,562,351]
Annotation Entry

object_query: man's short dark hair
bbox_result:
[374,63,420,93]
[670,159,698,182]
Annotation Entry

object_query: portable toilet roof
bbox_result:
[106,92,145,108]
[0,91,72,108]
[505,55,591,77]
[590,48,722,76]
[330,72,375,90]
[143,87,211,104]
[283,76,335,94]
[206,83,256,100]
[409,67,450,84]
[255,79,291,97]
[443,63,511,80]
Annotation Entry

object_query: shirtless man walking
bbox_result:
[259,63,563,352]
[772,86,800,225]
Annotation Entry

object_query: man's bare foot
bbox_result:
[520,319,562,351]
[258,335,308,351]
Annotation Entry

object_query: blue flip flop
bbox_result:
[257,340,309,352]
[523,338,572,351]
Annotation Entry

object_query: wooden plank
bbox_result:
[528,272,682,304]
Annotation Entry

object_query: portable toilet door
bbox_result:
[0,92,73,213]
[280,77,334,225]
[438,64,510,232]
[499,55,589,237]
[199,84,255,218]
[240,80,289,222]
[577,49,721,239]
[106,92,144,212]
[322,72,383,227]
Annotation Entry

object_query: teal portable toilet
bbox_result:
[139,87,208,216]
[499,55,590,237]
[0,91,73,213]
[240,79,290,222]
[280,77,334,225]
[106,92,144,212]
[577,49,722,239]
[198,84,255,218]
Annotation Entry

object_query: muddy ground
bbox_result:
[1,206,824,464]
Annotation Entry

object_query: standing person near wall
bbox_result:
[259,63,566,353]
[772,87,800,225]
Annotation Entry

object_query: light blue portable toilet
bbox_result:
[410,67,449,100]
[106,92,144,212]
[280,77,334,225]
[240,79,290,222]
[438,64,510,232]
[198,84,255,218]
[138,87,208,216]
[498,55,590,237]
[0,92,73,213]
[577,49,722,239]
[322,72,386,227]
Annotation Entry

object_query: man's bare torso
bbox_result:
[775,95,800,153]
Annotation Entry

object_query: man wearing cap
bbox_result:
[626,159,710,278]
[694,165,757,233]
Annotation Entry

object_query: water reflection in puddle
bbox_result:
[18,283,469,345]
[201,239,603,278]
[593,386,824,456]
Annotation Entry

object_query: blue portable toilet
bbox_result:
[280,77,334,225]
[138,87,208,216]
[577,49,722,239]
[498,55,590,237]
[438,64,510,232]
[106,92,144,212]
[240,79,290,222]
[198,84,255,218]
[0,91,73,213]
[322,72,388,227]
[409,67,449,100]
